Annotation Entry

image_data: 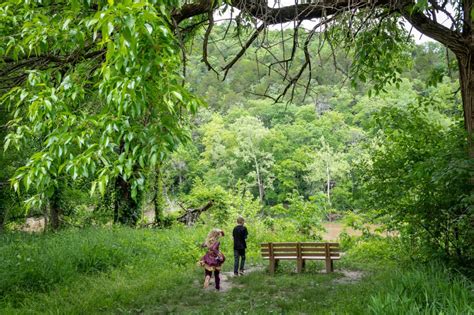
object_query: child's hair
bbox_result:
[205,228,224,248]
[237,216,245,224]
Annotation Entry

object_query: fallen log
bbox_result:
[176,200,214,226]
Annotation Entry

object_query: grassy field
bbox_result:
[0,227,472,314]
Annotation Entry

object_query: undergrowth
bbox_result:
[0,226,472,314]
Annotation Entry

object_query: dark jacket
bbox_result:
[233,225,248,250]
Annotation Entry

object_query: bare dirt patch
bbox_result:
[21,217,45,232]
[333,270,365,284]
[196,265,264,292]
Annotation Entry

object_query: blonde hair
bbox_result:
[205,228,224,248]
[237,216,245,224]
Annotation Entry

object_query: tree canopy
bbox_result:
[0,1,472,265]
[173,0,473,153]
[1,1,202,222]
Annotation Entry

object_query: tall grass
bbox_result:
[368,264,474,314]
[0,226,208,304]
[1,226,472,314]
[0,223,307,307]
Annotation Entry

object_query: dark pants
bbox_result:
[205,269,220,290]
[234,249,246,274]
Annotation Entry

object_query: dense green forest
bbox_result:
[1,1,473,314]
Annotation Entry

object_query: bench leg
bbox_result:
[269,258,275,275]
[270,259,280,275]
[325,259,334,273]
[302,259,306,271]
[297,259,303,273]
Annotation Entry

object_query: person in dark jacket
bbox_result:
[232,216,248,276]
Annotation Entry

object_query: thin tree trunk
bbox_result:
[154,166,165,225]
[458,53,474,158]
[42,202,48,232]
[113,186,119,224]
[0,185,5,232]
[163,183,172,205]
[0,208,5,233]
[49,188,61,230]
[113,140,139,226]
[114,175,139,226]
[326,160,331,206]
[253,156,264,204]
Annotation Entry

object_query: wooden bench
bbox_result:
[261,242,341,274]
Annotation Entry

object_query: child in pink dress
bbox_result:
[200,229,225,290]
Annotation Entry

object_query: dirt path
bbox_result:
[198,265,364,292]
[197,265,264,292]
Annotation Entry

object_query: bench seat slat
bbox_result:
[303,256,341,260]
[301,248,325,252]
[261,242,299,247]
[300,244,325,248]
[262,247,298,251]
[262,256,341,260]
[300,242,339,246]
[301,246,340,250]
[260,243,331,247]
[301,250,340,255]
[263,254,340,258]
[262,256,298,260]
[301,254,340,258]
[261,249,339,253]
[270,247,299,251]
[265,252,298,257]
[262,248,337,252]
[300,253,325,256]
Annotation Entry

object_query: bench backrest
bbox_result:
[261,242,340,259]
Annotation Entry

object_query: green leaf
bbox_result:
[145,23,153,34]
[98,179,106,195]
[62,18,72,30]
[90,181,97,196]
[150,153,157,165]
[172,91,183,102]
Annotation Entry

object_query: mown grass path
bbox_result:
[158,262,373,314]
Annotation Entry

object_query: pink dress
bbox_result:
[201,241,225,271]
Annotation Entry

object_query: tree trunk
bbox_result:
[154,167,165,225]
[253,156,265,204]
[49,188,61,230]
[458,53,474,157]
[0,208,5,233]
[114,175,139,226]
[42,202,48,232]
[113,184,119,224]
[326,160,331,206]
[0,184,6,233]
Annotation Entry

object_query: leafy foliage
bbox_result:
[359,100,473,265]
[1,0,202,211]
